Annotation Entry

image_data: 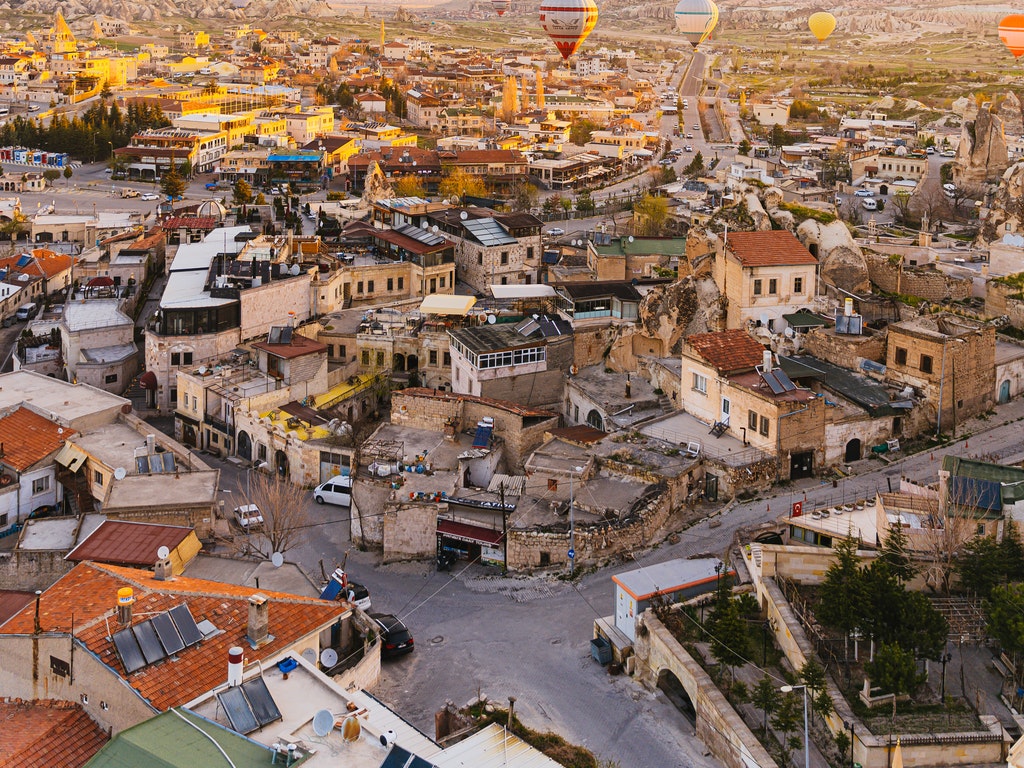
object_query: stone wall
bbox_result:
[239,274,313,342]
[633,613,779,768]
[865,251,972,303]
[382,504,437,563]
[0,549,73,591]
[803,326,887,366]
[986,280,1024,330]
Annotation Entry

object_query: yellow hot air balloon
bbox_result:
[808,11,836,43]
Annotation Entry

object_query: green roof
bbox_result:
[85,708,290,768]
[941,455,1024,510]
[783,311,827,328]
[593,236,686,258]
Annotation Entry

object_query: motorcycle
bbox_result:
[436,550,456,572]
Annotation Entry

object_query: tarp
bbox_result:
[489,284,557,299]
[419,294,476,315]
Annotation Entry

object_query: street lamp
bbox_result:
[568,464,583,576]
[780,684,810,768]
[940,651,953,702]
[843,719,855,768]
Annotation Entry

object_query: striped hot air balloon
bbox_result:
[539,0,599,61]
[492,0,510,16]
[674,0,719,50]
[1000,14,1024,59]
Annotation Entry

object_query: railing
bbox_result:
[642,424,771,466]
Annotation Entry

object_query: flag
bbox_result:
[892,737,903,768]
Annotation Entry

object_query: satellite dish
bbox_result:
[312,709,335,737]
[301,648,317,664]
[114,467,127,480]
[421,221,429,229]
[431,225,439,233]
[460,211,468,220]
[628,235,634,243]
[341,715,361,742]
[57,427,64,435]
[784,327,795,338]
[759,312,770,326]
[320,648,338,668]
[198,366,207,375]
[157,545,170,559]
[271,551,284,568]
[487,314,497,324]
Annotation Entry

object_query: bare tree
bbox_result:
[913,186,951,228]
[238,470,311,558]
[919,490,983,594]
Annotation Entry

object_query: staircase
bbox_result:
[57,467,95,515]
[709,421,727,438]
[657,393,673,412]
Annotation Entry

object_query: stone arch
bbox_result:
[586,409,604,431]
[237,430,252,461]
[656,668,697,725]
[844,438,862,463]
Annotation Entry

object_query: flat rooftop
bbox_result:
[103,469,220,512]
[64,300,131,332]
[0,371,128,427]
[183,554,319,598]
[74,422,171,474]
[641,411,768,467]
[613,557,725,600]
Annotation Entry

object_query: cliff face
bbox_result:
[797,219,871,295]
[17,0,335,21]
[978,160,1024,245]
[954,106,1010,188]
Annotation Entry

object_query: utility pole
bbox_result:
[500,482,507,575]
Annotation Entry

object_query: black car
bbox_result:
[370,613,414,658]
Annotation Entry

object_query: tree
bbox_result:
[542,196,562,217]
[393,174,425,198]
[232,178,253,206]
[439,167,486,201]
[237,470,311,557]
[889,190,914,225]
[569,119,597,146]
[957,535,1003,598]
[682,151,705,178]
[43,169,60,186]
[879,521,917,585]
[771,692,803,766]
[986,583,1024,687]
[63,166,73,187]
[575,190,595,215]
[707,598,751,683]
[751,676,780,734]
[254,192,266,205]
[816,536,865,658]
[899,591,948,661]
[633,194,669,236]
[100,82,112,100]
[866,642,920,696]
[738,139,752,156]
[160,164,186,199]
[509,181,538,213]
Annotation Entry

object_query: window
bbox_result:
[443,352,451,366]
[32,477,49,494]
[105,373,118,384]
[478,253,483,265]
[398,277,404,290]
[768,278,778,295]
[367,280,375,293]
[0,513,6,527]
[895,347,907,365]
[527,246,534,259]
[94,470,103,486]
[753,279,762,296]
[430,278,437,293]
[793,276,803,294]
[339,345,347,359]
[501,277,508,285]
[387,278,394,291]
[759,415,769,437]
[429,350,438,365]
[439,276,445,288]
[376,351,385,366]
[748,411,758,429]
[574,405,579,421]
[171,352,180,366]
[357,281,364,293]
[920,354,933,374]
[692,372,707,394]
[500,251,509,265]
[977,523,986,536]
[210,433,219,444]
[184,352,192,365]
[361,350,370,366]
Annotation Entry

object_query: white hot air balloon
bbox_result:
[674,0,719,49]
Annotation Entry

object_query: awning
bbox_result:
[489,284,556,299]
[419,294,477,316]
[139,371,158,390]
[437,519,503,546]
[783,312,827,329]
[54,442,88,472]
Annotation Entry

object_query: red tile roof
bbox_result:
[0,250,75,280]
[0,699,108,768]
[65,520,195,567]
[0,563,349,712]
[0,407,76,472]
[723,230,817,267]
[687,329,766,373]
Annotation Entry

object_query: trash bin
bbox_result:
[590,636,612,665]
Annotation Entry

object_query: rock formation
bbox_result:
[978,160,1024,245]
[797,219,871,295]
[954,105,1010,188]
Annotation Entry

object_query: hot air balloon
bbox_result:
[674,0,719,50]
[808,11,836,42]
[492,0,510,16]
[539,0,599,61]
[1000,14,1024,59]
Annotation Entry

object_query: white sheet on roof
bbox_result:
[489,284,556,299]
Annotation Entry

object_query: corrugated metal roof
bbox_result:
[487,474,526,496]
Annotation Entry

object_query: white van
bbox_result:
[861,198,878,211]
[314,475,352,506]
[15,302,38,321]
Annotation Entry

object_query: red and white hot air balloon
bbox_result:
[1000,14,1024,59]
[539,0,599,61]
[492,0,510,16]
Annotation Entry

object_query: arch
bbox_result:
[237,430,252,461]
[844,438,862,463]
[407,354,419,371]
[274,449,289,479]
[1000,379,1012,404]
[393,352,406,372]
[656,668,696,725]
[586,409,604,431]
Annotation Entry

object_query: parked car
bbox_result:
[684,145,693,152]
[941,150,956,158]
[346,582,371,612]
[370,613,414,658]
[314,476,352,506]
[546,227,565,236]
[659,158,674,166]
[140,193,159,201]
[233,503,264,530]
[854,188,874,197]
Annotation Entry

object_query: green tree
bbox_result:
[63,166,73,187]
[43,169,60,186]
[879,521,917,585]
[751,676,779,734]
[160,164,186,199]
[542,196,561,217]
[816,536,865,658]
[866,642,920,696]
[771,692,803,766]
[569,119,597,146]
[232,178,253,206]
[986,583,1024,684]
[633,194,669,236]
[510,181,538,213]
[682,151,705,178]
[575,190,595,215]
[738,139,752,156]
[899,591,948,661]
[707,598,751,682]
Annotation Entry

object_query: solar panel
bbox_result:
[169,604,204,647]
[515,318,540,337]
[409,757,438,768]
[152,611,185,655]
[112,628,146,674]
[136,456,150,474]
[218,685,259,734]
[161,453,176,472]
[133,619,167,665]
[774,369,796,391]
[380,746,414,768]
[761,371,785,395]
[241,676,282,727]
[280,326,292,344]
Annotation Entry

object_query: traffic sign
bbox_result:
[568,548,575,559]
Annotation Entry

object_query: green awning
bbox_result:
[783,312,827,329]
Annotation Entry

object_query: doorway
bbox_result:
[1000,379,1011,404]
[844,439,862,463]
[237,430,252,461]
[720,397,731,425]
[790,451,814,479]
[704,473,719,502]
[657,669,696,725]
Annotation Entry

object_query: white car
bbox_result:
[233,503,264,530]
[941,150,956,158]
[854,189,874,197]
[140,193,159,201]
[546,227,565,236]
[943,183,957,192]
[684,145,694,152]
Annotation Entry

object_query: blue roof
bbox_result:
[267,153,322,162]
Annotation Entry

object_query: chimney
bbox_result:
[146,434,155,454]
[153,556,173,581]
[227,646,244,687]
[116,587,134,625]
[247,593,270,647]
[762,349,773,373]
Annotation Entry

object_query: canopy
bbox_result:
[139,371,158,390]
[54,442,88,473]
[489,284,557,299]
[419,294,477,316]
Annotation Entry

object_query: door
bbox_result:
[790,451,814,480]
[845,439,862,463]
[1000,379,1011,404]
[704,473,719,502]
[720,397,731,425]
